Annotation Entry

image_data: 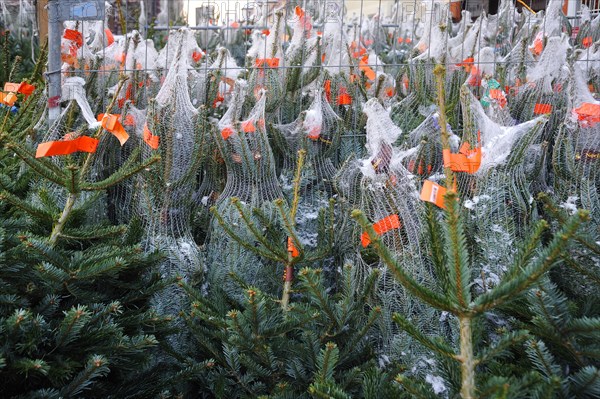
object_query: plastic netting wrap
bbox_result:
[136,31,206,336]
[336,99,439,354]
[460,88,549,289]
[247,10,285,113]
[206,87,286,297]
[273,90,341,250]
[110,31,160,112]
[508,35,570,140]
[553,58,600,223]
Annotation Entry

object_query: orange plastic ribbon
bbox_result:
[295,5,312,36]
[143,124,159,149]
[123,114,135,126]
[458,57,474,73]
[337,87,352,105]
[352,47,367,59]
[307,126,321,140]
[443,143,482,174]
[261,29,270,36]
[287,237,299,258]
[98,114,129,145]
[221,127,234,140]
[360,214,401,247]
[420,180,448,209]
[35,136,99,158]
[0,92,17,106]
[213,93,225,108]
[359,56,376,81]
[241,120,256,133]
[467,67,481,86]
[533,103,552,115]
[192,51,203,62]
[4,82,34,96]
[489,89,506,108]
[61,53,78,67]
[532,37,544,56]
[573,103,600,127]
[105,29,115,46]
[582,36,592,48]
[63,29,83,48]
[255,58,280,68]
[324,80,332,102]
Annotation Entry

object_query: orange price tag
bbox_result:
[98,114,129,145]
[324,80,332,102]
[221,127,234,140]
[573,102,600,127]
[19,83,36,96]
[4,82,22,93]
[307,126,321,140]
[442,144,482,174]
[36,136,99,158]
[255,58,280,68]
[192,51,203,62]
[105,29,115,46]
[532,36,544,55]
[123,114,135,126]
[337,87,352,105]
[420,180,448,209]
[533,103,552,114]
[143,124,159,149]
[63,29,83,48]
[213,93,225,108]
[360,214,401,247]
[241,120,256,133]
[287,237,299,258]
[0,92,17,106]
[458,57,474,73]
[359,57,376,81]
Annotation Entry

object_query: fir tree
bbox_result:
[0,57,171,397]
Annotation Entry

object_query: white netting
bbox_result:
[17,0,599,373]
[205,86,286,296]
[336,99,439,355]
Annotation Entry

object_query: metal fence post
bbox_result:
[46,0,62,124]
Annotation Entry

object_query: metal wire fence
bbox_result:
[1,0,598,128]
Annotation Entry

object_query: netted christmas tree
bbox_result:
[0,55,171,397]
[137,29,206,343]
[206,85,287,298]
